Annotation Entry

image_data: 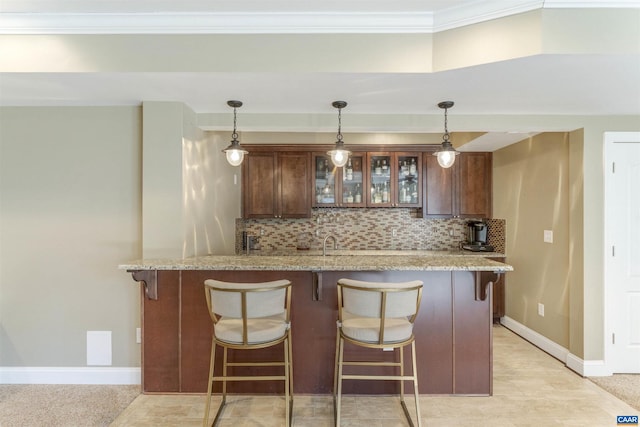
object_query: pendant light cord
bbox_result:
[336,107,343,143]
[232,106,239,142]
[443,106,450,143]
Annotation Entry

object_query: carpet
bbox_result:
[0,384,140,427]
[589,374,640,412]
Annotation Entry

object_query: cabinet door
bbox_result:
[279,152,311,218]
[312,153,338,207]
[313,153,367,208]
[457,152,492,218]
[395,153,421,208]
[424,154,455,217]
[242,152,277,218]
[367,153,393,207]
[340,154,366,207]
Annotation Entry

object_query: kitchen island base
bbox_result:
[135,269,494,396]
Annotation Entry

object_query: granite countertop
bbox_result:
[119,250,512,272]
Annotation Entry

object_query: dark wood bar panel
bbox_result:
[137,267,495,396]
[141,270,180,392]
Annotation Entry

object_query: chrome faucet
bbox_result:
[323,234,338,256]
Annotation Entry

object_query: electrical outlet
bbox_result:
[392,229,397,237]
[543,230,553,243]
[538,303,545,317]
[136,327,141,344]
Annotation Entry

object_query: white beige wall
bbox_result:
[493,133,571,347]
[0,106,142,370]
[0,104,239,382]
[184,128,241,256]
[142,102,239,258]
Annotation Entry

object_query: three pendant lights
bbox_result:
[222,100,459,169]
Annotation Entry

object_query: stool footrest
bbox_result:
[342,361,401,367]
[213,375,286,381]
[226,362,285,367]
[341,374,416,381]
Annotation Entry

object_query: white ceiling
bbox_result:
[1,0,640,149]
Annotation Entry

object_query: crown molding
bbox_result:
[433,0,541,32]
[2,12,437,34]
[543,0,640,7]
[0,1,638,35]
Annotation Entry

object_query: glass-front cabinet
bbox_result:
[368,152,422,208]
[312,153,366,207]
[368,153,393,207]
[396,153,421,207]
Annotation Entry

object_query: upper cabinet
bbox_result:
[242,151,311,219]
[424,151,492,218]
[424,154,455,217]
[241,145,491,219]
[313,153,366,208]
[456,152,492,218]
[368,152,421,208]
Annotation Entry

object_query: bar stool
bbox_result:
[334,278,423,427]
[203,279,293,427]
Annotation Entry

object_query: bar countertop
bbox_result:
[119,250,513,272]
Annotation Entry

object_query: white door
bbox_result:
[605,132,640,373]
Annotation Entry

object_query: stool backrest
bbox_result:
[338,278,423,319]
[204,279,292,322]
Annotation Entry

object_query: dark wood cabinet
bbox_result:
[457,152,492,218]
[424,154,455,217]
[241,145,491,218]
[367,152,422,208]
[312,152,367,208]
[242,151,311,219]
[424,151,492,219]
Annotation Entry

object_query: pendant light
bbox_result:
[433,101,459,168]
[222,100,248,167]
[327,101,351,168]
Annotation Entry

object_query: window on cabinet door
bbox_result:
[397,155,419,205]
[341,155,364,205]
[314,155,336,205]
[369,155,391,205]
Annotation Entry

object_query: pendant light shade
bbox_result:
[327,101,351,168]
[433,101,459,169]
[222,100,248,167]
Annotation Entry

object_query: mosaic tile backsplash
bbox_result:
[236,209,505,254]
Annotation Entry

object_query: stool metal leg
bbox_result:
[400,345,405,402]
[335,335,345,427]
[284,337,289,426]
[412,342,422,427]
[203,339,216,427]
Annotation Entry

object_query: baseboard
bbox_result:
[574,358,612,377]
[500,316,608,377]
[0,367,141,385]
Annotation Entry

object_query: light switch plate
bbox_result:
[543,230,553,243]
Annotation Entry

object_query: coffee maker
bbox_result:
[462,220,494,252]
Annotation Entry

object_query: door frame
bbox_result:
[603,131,640,374]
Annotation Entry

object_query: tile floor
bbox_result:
[111,325,638,426]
